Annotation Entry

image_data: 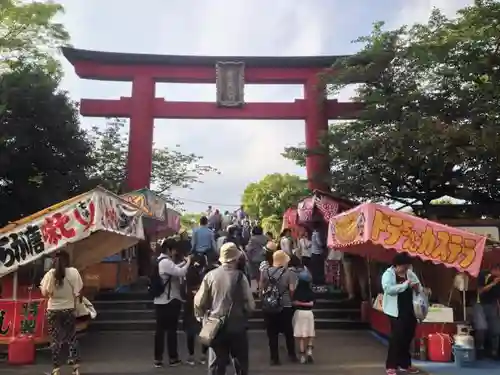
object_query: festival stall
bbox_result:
[0,187,145,346]
[288,190,356,290]
[327,202,487,341]
[88,188,180,290]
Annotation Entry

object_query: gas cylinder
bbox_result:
[454,334,475,349]
[427,333,452,362]
[8,335,35,365]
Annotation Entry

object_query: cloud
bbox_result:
[56,0,473,212]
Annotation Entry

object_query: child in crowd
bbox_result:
[292,272,315,364]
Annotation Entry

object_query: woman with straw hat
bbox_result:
[259,250,298,365]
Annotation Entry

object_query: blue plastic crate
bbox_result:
[453,345,476,368]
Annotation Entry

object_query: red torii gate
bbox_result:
[62,48,362,192]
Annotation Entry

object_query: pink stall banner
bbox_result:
[297,197,315,223]
[328,203,487,277]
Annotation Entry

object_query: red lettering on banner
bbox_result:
[41,213,76,245]
[73,201,96,231]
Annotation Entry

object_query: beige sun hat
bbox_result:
[272,250,290,268]
[219,242,242,264]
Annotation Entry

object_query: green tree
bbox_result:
[0,65,94,226]
[261,214,282,239]
[284,0,500,211]
[180,212,202,231]
[88,118,219,206]
[241,173,309,219]
[0,0,69,75]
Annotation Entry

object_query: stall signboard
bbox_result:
[121,188,167,221]
[328,203,487,277]
[0,299,47,339]
[0,189,144,277]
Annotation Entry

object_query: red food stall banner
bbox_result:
[328,203,487,277]
[0,299,46,340]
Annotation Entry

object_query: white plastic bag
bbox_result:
[413,292,429,321]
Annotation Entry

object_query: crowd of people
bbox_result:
[38,210,500,375]
[155,214,319,374]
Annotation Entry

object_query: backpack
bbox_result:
[148,258,172,298]
[261,268,286,313]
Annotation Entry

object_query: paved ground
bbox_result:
[0,330,391,375]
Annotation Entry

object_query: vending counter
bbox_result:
[370,294,457,339]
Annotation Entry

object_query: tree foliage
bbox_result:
[0,65,94,226]
[261,214,282,238]
[0,0,69,75]
[180,212,202,231]
[284,0,500,210]
[241,173,310,219]
[88,118,219,206]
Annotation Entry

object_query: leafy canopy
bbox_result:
[0,65,94,226]
[0,0,69,75]
[88,118,219,207]
[241,173,310,219]
[284,0,500,208]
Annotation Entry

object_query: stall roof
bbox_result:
[0,187,145,277]
[0,191,90,234]
[328,202,488,277]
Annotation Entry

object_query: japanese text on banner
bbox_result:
[370,209,478,269]
[0,198,96,273]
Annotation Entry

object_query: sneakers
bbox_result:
[399,367,420,374]
[300,354,307,364]
[185,356,196,366]
[169,359,182,367]
[306,346,314,363]
[199,354,207,365]
[153,360,163,368]
[386,369,397,375]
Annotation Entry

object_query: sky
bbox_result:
[55,0,472,213]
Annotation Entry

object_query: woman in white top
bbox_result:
[279,228,293,255]
[40,251,83,375]
[296,228,312,268]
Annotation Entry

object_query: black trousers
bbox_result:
[386,315,417,369]
[154,299,182,361]
[302,256,311,269]
[264,307,296,361]
[209,330,249,375]
[310,253,325,285]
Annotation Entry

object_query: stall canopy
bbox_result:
[0,187,145,277]
[121,188,180,238]
[327,203,487,277]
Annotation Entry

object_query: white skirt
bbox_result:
[293,310,315,338]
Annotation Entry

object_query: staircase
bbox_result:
[90,290,368,331]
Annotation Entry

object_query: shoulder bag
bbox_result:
[199,272,243,347]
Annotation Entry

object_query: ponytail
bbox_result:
[53,251,70,287]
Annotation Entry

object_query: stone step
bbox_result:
[94,289,348,302]
[90,318,368,331]
[92,298,359,311]
[97,307,361,321]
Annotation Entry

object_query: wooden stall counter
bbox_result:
[370,307,457,340]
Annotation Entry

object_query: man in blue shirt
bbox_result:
[191,216,217,261]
